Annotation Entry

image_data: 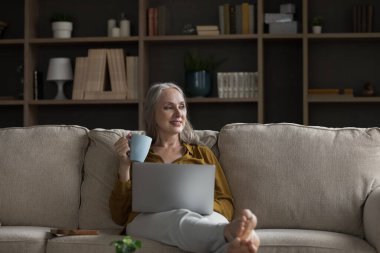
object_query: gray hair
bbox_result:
[144,82,199,144]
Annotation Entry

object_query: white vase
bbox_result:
[52,21,73,38]
[312,26,322,34]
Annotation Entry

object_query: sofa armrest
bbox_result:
[364,187,380,252]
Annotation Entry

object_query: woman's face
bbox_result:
[155,88,187,137]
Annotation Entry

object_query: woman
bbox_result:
[110,83,260,253]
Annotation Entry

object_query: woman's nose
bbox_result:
[173,107,181,116]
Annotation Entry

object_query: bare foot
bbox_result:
[226,237,259,253]
[224,209,257,242]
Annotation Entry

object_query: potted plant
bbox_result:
[50,13,74,38]
[111,236,142,253]
[311,16,324,34]
[184,50,224,97]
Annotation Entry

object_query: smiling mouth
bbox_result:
[170,121,182,126]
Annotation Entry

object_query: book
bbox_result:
[249,4,255,34]
[361,4,367,33]
[33,70,44,100]
[126,56,139,99]
[269,21,297,34]
[197,30,220,36]
[83,91,127,100]
[158,5,168,35]
[264,13,293,24]
[196,25,219,31]
[153,7,158,36]
[229,4,236,34]
[367,5,373,32]
[50,229,99,236]
[242,2,249,34]
[358,5,362,32]
[235,4,242,34]
[219,5,225,35]
[85,49,107,93]
[106,49,127,94]
[147,8,155,36]
[224,4,230,34]
[72,57,88,100]
[308,88,354,95]
[353,5,358,32]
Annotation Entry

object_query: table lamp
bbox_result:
[46,57,73,99]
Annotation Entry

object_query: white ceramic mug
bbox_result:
[129,134,152,162]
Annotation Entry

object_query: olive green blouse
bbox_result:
[109,143,234,226]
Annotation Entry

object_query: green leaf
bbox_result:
[184,50,225,73]
[111,236,142,253]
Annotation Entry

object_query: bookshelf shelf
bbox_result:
[0,100,24,105]
[28,99,139,105]
[262,34,303,40]
[187,97,258,104]
[29,37,140,45]
[1,0,379,129]
[143,34,259,42]
[0,39,24,45]
[307,33,380,40]
[308,95,380,103]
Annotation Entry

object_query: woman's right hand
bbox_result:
[114,133,132,181]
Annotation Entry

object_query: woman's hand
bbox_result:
[114,133,132,181]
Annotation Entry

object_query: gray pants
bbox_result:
[126,209,230,253]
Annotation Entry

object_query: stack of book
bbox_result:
[265,3,297,34]
[352,4,374,33]
[196,25,220,36]
[217,72,258,99]
[72,48,138,100]
[218,3,255,34]
[147,6,168,36]
[308,88,354,97]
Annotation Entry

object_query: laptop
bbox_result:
[132,162,215,215]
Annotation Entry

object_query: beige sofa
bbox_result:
[0,123,379,253]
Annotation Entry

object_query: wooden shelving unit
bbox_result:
[1,0,380,129]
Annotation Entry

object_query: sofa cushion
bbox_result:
[79,129,140,230]
[218,123,380,237]
[0,125,89,228]
[194,130,219,158]
[256,229,376,253]
[46,235,184,253]
[0,226,54,253]
[79,129,219,230]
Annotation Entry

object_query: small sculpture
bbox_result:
[182,24,196,35]
[361,82,376,96]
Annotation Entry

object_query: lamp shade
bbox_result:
[46,58,73,81]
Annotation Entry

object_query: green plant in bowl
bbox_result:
[49,13,74,23]
[111,236,142,253]
[312,16,324,26]
[184,50,224,73]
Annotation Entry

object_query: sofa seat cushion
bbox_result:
[46,235,185,253]
[0,125,89,228]
[257,229,376,253]
[219,123,380,237]
[0,226,53,253]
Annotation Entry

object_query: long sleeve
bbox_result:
[208,151,234,221]
[109,179,133,226]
